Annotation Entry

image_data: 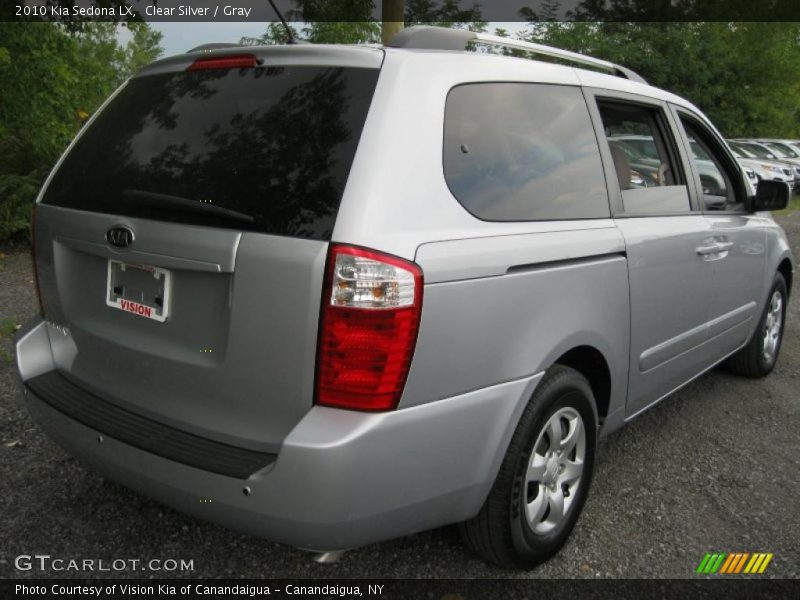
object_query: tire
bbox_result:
[728,273,788,378]
[459,365,597,569]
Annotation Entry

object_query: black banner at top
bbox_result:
[4,0,800,23]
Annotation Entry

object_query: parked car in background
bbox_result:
[753,139,800,186]
[729,141,798,192]
[728,143,787,188]
[786,141,800,155]
[755,139,800,161]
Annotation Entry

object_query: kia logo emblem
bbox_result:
[106,226,134,248]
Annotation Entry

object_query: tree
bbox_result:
[241,22,299,46]
[0,22,163,241]
[520,21,800,138]
[242,0,487,46]
[241,1,379,45]
[382,0,404,45]
[406,0,484,29]
[121,22,163,79]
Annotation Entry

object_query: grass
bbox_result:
[774,193,800,216]
[0,316,19,363]
[0,317,18,338]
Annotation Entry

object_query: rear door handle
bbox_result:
[696,245,719,255]
[696,242,733,256]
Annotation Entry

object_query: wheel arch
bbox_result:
[778,257,793,297]
[552,345,613,425]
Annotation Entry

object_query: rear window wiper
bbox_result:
[122,189,255,224]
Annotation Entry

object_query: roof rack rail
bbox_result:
[187,43,243,54]
[387,26,647,85]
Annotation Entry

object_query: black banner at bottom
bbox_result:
[3,579,799,600]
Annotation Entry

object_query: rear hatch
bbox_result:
[32,47,382,452]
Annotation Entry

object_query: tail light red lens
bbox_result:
[187,54,259,71]
[316,244,424,411]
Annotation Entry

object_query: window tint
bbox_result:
[598,102,689,214]
[443,83,609,221]
[681,118,744,212]
[764,141,798,158]
[739,142,775,160]
[730,142,756,158]
[690,141,712,161]
[42,66,380,240]
[688,135,729,203]
[729,145,746,159]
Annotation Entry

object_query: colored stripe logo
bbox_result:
[696,552,773,574]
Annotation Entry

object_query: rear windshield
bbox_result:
[42,65,379,240]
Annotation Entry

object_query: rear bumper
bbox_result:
[16,317,540,551]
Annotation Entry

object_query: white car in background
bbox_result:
[754,139,800,181]
[729,140,798,192]
[728,143,785,181]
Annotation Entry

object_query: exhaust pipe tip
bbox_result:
[311,550,346,564]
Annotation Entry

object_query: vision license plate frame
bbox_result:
[106,259,172,322]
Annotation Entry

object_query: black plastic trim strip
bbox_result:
[26,370,276,479]
[506,251,627,275]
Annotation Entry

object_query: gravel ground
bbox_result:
[1,213,798,580]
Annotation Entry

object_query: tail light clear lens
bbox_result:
[316,244,423,411]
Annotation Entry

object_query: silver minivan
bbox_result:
[15,26,793,568]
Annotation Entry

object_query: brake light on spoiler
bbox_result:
[315,245,424,411]
[187,54,259,71]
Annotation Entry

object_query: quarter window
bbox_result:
[680,117,745,212]
[443,83,609,221]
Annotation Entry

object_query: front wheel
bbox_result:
[728,273,788,378]
[459,365,597,568]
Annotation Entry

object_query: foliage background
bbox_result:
[0,21,162,242]
[0,0,798,242]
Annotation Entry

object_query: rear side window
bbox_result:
[443,83,609,221]
[41,66,379,240]
[598,101,690,215]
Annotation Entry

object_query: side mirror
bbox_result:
[751,179,791,212]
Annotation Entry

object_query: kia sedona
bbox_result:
[15,26,793,568]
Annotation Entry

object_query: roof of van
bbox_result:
[138,42,703,120]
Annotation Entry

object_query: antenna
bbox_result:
[268,0,295,44]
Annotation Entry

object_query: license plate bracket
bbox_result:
[106,259,171,322]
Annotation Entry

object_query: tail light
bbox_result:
[187,54,259,71]
[315,244,423,411]
[30,204,44,316]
